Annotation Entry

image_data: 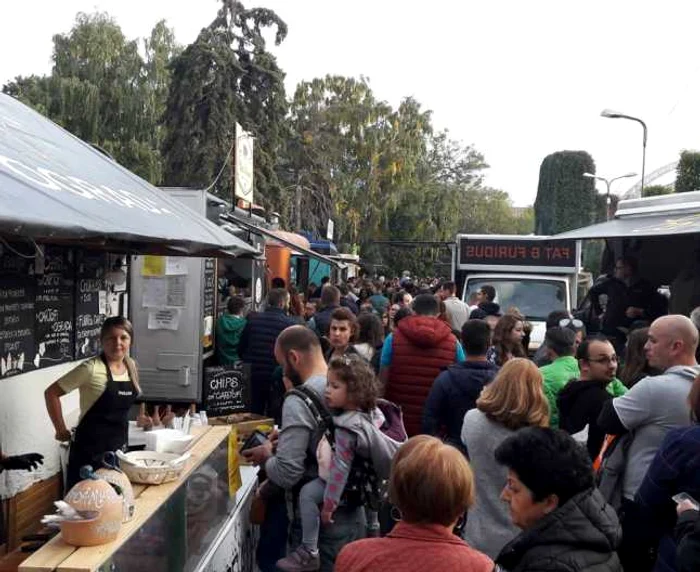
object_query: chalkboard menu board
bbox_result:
[35,246,75,368]
[0,246,118,380]
[75,250,108,359]
[202,258,216,350]
[0,253,36,377]
[203,363,251,417]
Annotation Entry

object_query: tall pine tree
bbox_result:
[161,0,288,210]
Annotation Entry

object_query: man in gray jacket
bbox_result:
[243,325,364,572]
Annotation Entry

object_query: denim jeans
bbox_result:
[298,478,326,552]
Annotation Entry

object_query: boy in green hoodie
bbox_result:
[216,296,247,364]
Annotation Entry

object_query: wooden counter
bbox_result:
[19,425,231,572]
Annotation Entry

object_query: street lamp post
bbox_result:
[583,172,637,220]
[600,109,647,197]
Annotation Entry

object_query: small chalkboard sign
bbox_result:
[75,250,108,358]
[203,363,251,417]
[35,246,75,368]
[0,253,36,378]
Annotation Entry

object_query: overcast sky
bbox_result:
[3,0,699,205]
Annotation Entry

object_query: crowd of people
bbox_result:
[214,267,700,572]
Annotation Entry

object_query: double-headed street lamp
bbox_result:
[583,172,637,220]
[583,173,637,220]
[600,109,648,197]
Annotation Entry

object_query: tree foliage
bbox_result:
[3,5,535,278]
[282,76,435,251]
[643,184,674,197]
[675,151,700,194]
[3,12,179,183]
[281,74,532,271]
[161,0,288,211]
[534,151,597,235]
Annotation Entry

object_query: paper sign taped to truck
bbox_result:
[457,236,578,272]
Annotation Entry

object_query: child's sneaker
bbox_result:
[276,545,320,572]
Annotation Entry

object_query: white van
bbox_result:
[453,235,582,351]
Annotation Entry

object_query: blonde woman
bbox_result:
[460,358,549,559]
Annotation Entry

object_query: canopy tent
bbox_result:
[0,94,256,257]
[220,213,344,268]
[553,201,700,289]
[554,212,700,240]
[297,231,339,255]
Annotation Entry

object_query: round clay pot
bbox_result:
[62,477,122,546]
[95,467,135,522]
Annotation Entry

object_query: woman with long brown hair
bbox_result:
[486,314,526,366]
[461,358,550,559]
[287,285,305,322]
[620,327,655,387]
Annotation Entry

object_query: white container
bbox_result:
[116,451,190,485]
[144,429,194,455]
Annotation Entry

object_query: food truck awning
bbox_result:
[0,94,257,257]
[221,213,344,268]
[270,230,312,256]
[554,212,700,240]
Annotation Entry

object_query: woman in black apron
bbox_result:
[45,317,140,491]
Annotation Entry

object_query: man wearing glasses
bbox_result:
[557,336,620,460]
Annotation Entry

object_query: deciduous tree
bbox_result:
[283,76,433,252]
[675,151,700,193]
[3,12,179,184]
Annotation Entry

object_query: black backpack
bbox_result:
[287,385,381,510]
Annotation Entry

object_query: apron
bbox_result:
[66,355,136,491]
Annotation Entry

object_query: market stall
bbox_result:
[0,93,258,565]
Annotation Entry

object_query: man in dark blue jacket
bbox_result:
[240,288,298,417]
[339,283,359,315]
[422,319,499,453]
[310,285,341,337]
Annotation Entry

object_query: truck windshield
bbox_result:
[464,279,567,321]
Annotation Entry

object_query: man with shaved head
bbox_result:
[598,315,700,570]
[242,326,364,571]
